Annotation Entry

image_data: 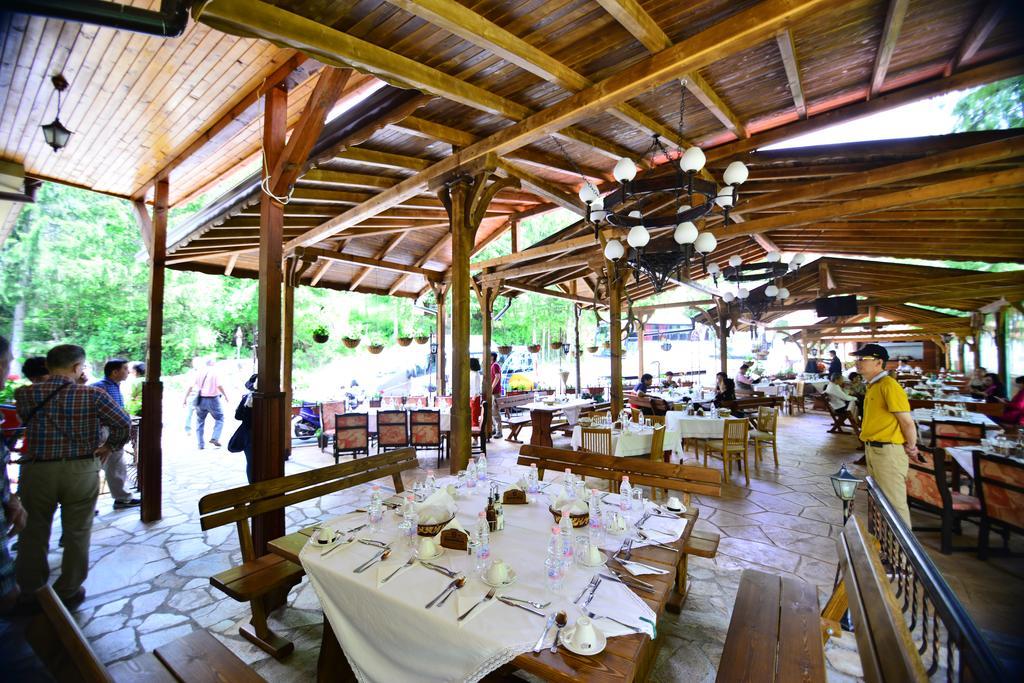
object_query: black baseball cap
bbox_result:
[851,343,888,362]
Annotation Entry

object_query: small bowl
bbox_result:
[549,506,590,528]
[417,514,455,537]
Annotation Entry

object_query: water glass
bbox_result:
[545,556,565,593]
[573,535,591,567]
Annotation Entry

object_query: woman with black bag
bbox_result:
[228,374,257,484]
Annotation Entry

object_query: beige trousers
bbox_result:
[15,459,100,600]
[865,443,911,527]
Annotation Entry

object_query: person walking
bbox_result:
[91,360,140,510]
[489,352,503,437]
[184,358,230,449]
[469,357,482,428]
[851,343,917,527]
[228,374,257,484]
[828,349,842,377]
[14,344,130,609]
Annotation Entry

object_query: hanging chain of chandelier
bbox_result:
[562,80,750,293]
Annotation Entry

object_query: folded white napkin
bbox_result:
[455,591,497,626]
[617,558,671,576]
[585,578,657,638]
[416,489,457,523]
[376,557,415,586]
[440,517,467,535]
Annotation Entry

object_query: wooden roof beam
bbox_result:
[496,160,586,216]
[280,0,838,251]
[336,147,432,172]
[869,0,910,97]
[946,0,1009,75]
[775,28,807,118]
[502,280,606,307]
[389,234,452,294]
[298,246,445,280]
[473,234,599,271]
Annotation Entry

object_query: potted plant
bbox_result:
[587,345,599,354]
[369,394,382,407]
[396,330,413,346]
[549,340,563,351]
[497,344,513,355]
[342,335,361,349]
[527,343,541,353]
[414,334,429,344]
[312,325,330,344]
[368,341,385,354]
[601,341,611,350]
[565,384,576,394]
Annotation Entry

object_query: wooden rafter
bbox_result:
[348,231,411,290]
[297,246,444,280]
[775,28,806,118]
[870,0,910,97]
[496,160,585,216]
[946,0,1009,75]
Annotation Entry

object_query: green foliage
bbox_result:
[952,76,1024,131]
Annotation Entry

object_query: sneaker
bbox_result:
[210,439,222,447]
[113,498,142,509]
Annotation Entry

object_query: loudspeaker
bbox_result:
[814,295,858,317]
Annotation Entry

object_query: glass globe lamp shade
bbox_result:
[728,255,742,267]
[765,251,781,263]
[791,253,806,266]
[578,183,599,204]
[765,285,779,297]
[830,463,862,502]
[673,221,698,244]
[693,231,717,254]
[707,262,720,276]
[737,288,749,299]
[777,287,790,299]
[680,146,705,173]
[722,291,735,303]
[715,185,736,208]
[723,161,749,185]
[627,225,650,248]
[613,157,637,182]
[589,196,607,222]
[603,239,625,261]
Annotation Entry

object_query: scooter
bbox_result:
[292,401,320,440]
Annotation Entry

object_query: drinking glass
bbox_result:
[573,535,591,567]
[545,555,565,594]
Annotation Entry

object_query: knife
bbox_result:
[599,572,656,593]
[498,597,545,618]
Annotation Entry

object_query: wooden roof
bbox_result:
[4,1,1024,300]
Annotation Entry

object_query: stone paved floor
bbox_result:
[15,408,1024,681]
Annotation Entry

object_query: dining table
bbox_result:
[520,397,595,448]
[664,411,729,440]
[911,408,1001,431]
[570,423,682,458]
[945,446,1024,478]
[269,469,697,683]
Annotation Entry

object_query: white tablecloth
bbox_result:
[356,408,451,432]
[570,425,682,457]
[519,398,594,427]
[911,409,999,430]
[751,383,790,397]
[300,473,661,683]
[664,412,728,439]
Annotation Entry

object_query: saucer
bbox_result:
[313,529,340,545]
[417,546,445,561]
[665,505,686,514]
[579,551,607,567]
[559,625,607,656]
[481,567,517,587]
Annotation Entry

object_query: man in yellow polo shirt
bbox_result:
[851,344,917,526]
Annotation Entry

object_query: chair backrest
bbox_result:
[973,452,1024,532]
[377,409,409,447]
[723,418,748,448]
[438,395,453,409]
[580,427,612,456]
[756,407,777,433]
[649,424,666,462]
[794,380,805,397]
[964,402,1006,417]
[905,448,945,509]
[629,407,640,422]
[198,449,418,560]
[931,420,984,448]
[519,444,721,499]
[410,409,441,446]
[647,414,665,426]
[319,400,346,437]
[649,396,670,415]
[27,584,113,682]
[335,413,370,451]
[407,395,428,408]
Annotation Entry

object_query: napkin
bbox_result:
[617,558,671,576]
[455,591,497,626]
[586,578,656,639]
[416,489,457,524]
[440,517,467,534]
[551,495,589,514]
[376,557,414,587]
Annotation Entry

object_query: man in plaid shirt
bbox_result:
[14,344,129,608]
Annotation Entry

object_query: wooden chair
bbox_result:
[407,395,428,408]
[628,396,654,415]
[750,407,779,467]
[906,447,981,554]
[580,426,613,456]
[333,413,369,463]
[629,407,641,422]
[495,393,534,442]
[376,409,409,451]
[317,400,346,453]
[973,452,1024,559]
[649,424,669,499]
[704,418,750,486]
[197,449,418,657]
[930,420,984,449]
[787,380,806,415]
[471,400,488,456]
[825,401,856,434]
[411,409,444,462]
[647,414,666,426]
[27,584,265,683]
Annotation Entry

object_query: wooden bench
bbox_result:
[197,448,419,658]
[715,569,826,683]
[720,396,785,414]
[27,584,265,683]
[495,392,539,442]
[517,444,722,611]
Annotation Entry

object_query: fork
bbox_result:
[500,596,551,610]
[457,588,496,621]
[419,560,457,578]
[573,575,600,604]
[636,531,679,551]
[382,556,416,584]
[583,609,643,633]
[580,577,602,609]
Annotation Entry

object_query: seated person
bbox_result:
[633,373,654,395]
[966,367,987,394]
[998,376,1024,429]
[735,363,756,391]
[824,372,859,433]
[972,373,1007,402]
[661,371,678,388]
[20,356,48,383]
[846,371,866,412]
[896,358,914,373]
[711,373,736,408]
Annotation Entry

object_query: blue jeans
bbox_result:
[195,397,224,447]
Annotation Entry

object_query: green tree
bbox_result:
[952,76,1024,131]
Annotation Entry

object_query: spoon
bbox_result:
[436,576,465,607]
[549,610,568,653]
[354,548,391,573]
[426,576,465,608]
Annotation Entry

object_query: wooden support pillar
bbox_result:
[433,283,448,397]
[972,331,981,371]
[718,302,729,376]
[139,178,167,523]
[510,219,519,253]
[573,303,582,396]
[477,283,500,441]
[282,257,296,460]
[957,336,966,374]
[638,322,645,380]
[608,263,624,417]
[995,309,1008,387]
[252,84,287,555]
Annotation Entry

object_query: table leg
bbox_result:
[529,410,553,447]
[318,615,356,683]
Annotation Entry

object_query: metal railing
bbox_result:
[864,476,1004,682]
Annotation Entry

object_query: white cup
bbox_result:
[317,524,335,544]
[486,559,510,584]
[417,536,438,559]
[587,544,603,565]
[608,513,627,535]
[666,496,684,511]
[569,617,599,651]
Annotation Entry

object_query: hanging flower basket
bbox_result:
[312,325,330,344]
[601,341,611,350]
[414,335,430,345]
[497,344,513,355]
[368,343,385,354]
[342,337,361,349]
[550,341,563,351]
[527,344,542,353]
[587,345,599,354]
[397,336,413,347]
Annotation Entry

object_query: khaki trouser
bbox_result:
[102,447,131,502]
[15,459,100,600]
[865,443,911,528]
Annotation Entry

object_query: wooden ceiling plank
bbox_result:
[948,0,1009,74]
[349,231,412,290]
[870,0,910,97]
[389,233,452,294]
[282,0,835,250]
[775,28,806,118]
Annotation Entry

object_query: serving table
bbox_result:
[520,398,595,448]
[269,471,696,683]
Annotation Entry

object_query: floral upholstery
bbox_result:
[438,396,453,409]
[377,411,409,447]
[978,457,1024,531]
[906,451,944,508]
[319,400,346,436]
[411,411,441,446]
[932,421,984,448]
[950,492,981,512]
[335,414,369,451]
[407,396,428,408]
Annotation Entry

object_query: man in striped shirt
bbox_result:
[91,359,140,510]
[14,344,130,608]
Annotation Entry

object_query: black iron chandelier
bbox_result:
[707,252,806,321]
[569,81,750,293]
